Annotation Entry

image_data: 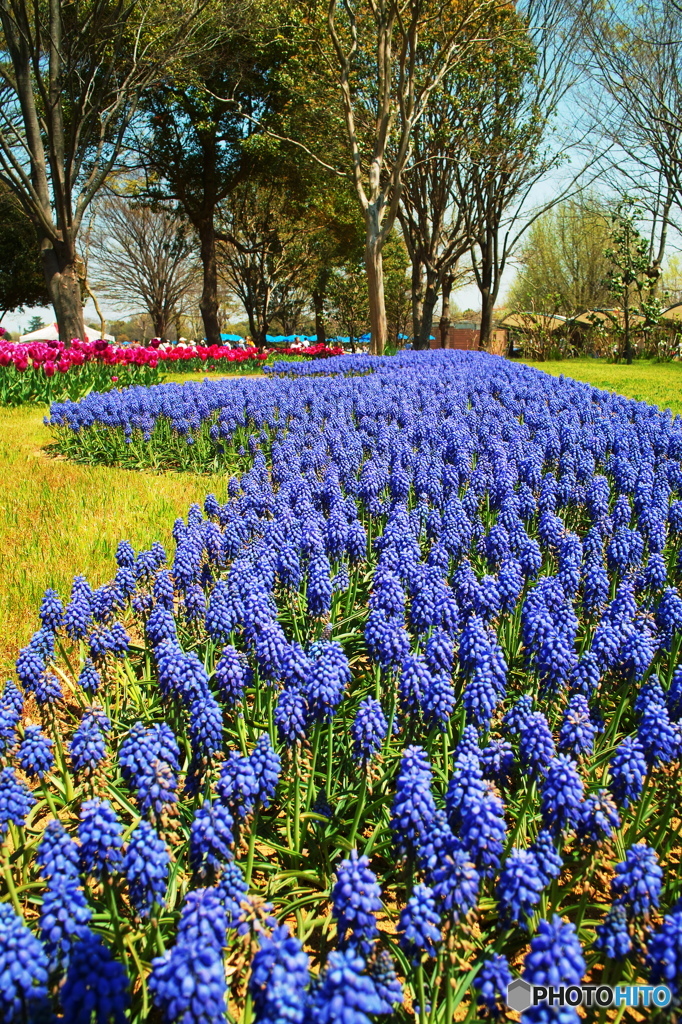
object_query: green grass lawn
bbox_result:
[522,357,682,416]
[0,402,229,676]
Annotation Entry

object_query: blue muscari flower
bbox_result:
[351,697,388,765]
[33,669,62,705]
[460,783,506,877]
[0,703,18,755]
[519,712,556,778]
[431,840,480,921]
[656,585,682,637]
[634,674,666,713]
[474,953,513,1016]
[249,924,310,1024]
[119,721,180,817]
[668,667,682,722]
[456,724,481,759]
[17,724,54,779]
[177,887,228,951]
[216,749,259,818]
[116,540,135,568]
[190,800,235,875]
[611,842,662,919]
[77,657,101,694]
[305,640,351,722]
[0,902,49,1022]
[594,903,632,959]
[421,670,456,730]
[308,948,384,1024]
[638,703,680,766]
[153,570,175,610]
[281,642,312,689]
[39,587,64,631]
[15,643,45,691]
[540,756,584,836]
[577,788,621,843]
[0,766,35,833]
[398,883,442,958]
[189,695,223,762]
[480,739,515,784]
[213,644,250,706]
[250,733,281,808]
[275,687,308,746]
[37,819,80,881]
[398,654,431,712]
[307,552,333,617]
[530,830,563,888]
[521,916,585,1024]
[215,860,248,928]
[496,848,544,924]
[646,908,682,998]
[391,745,437,860]
[645,552,667,590]
[64,576,93,640]
[609,736,647,809]
[367,949,403,1012]
[462,656,500,731]
[582,557,610,615]
[425,628,454,674]
[568,652,600,697]
[123,820,169,918]
[61,929,130,1024]
[332,850,383,954]
[364,610,411,669]
[185,583,207,621]
[70,713,106,773]
[2,678,23,714]
[503,694,533,735]
[445,753,486,833]
[39,875,92,969]
[558,694,597,758]
[146,605,178,650]
[78,798,123,877]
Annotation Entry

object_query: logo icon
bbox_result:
[506,980,533,1012]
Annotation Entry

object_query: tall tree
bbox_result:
[89,196,198,339]
[139,11,292,344]
[216,179,318,346]
[455,0,583,344]
[508,195,613,314]
[318,0,513,354]
[0,0,212,341]
[575,0,682,289]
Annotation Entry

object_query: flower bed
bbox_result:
[0,338,344,406]
[3,349,682,1022]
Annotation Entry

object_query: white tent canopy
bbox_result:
[19,323,115,343]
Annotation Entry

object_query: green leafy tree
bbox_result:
[603,196,663,364]
[0,185,49,316]
[508,196,613,315]
[0,0,215,342]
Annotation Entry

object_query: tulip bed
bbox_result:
[0,338,343,406]
[3,350,682,1023]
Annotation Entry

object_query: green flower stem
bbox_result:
[305,724,322,813]
[293,746,301,854]
[348,771,368,849]
[245,808,260,886]
[3,850,22,915]
[417,963,427,1024]
[325,721,334,800]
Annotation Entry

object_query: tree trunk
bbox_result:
[153,313,168,340]
[313,288,326,345]
[410,258,424,345]
[197,217,221,345]
[365,233,387,356]
[41,239,84,343]
[416,273,438,350]
[439,273,453,348]
[479,291,494,349]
